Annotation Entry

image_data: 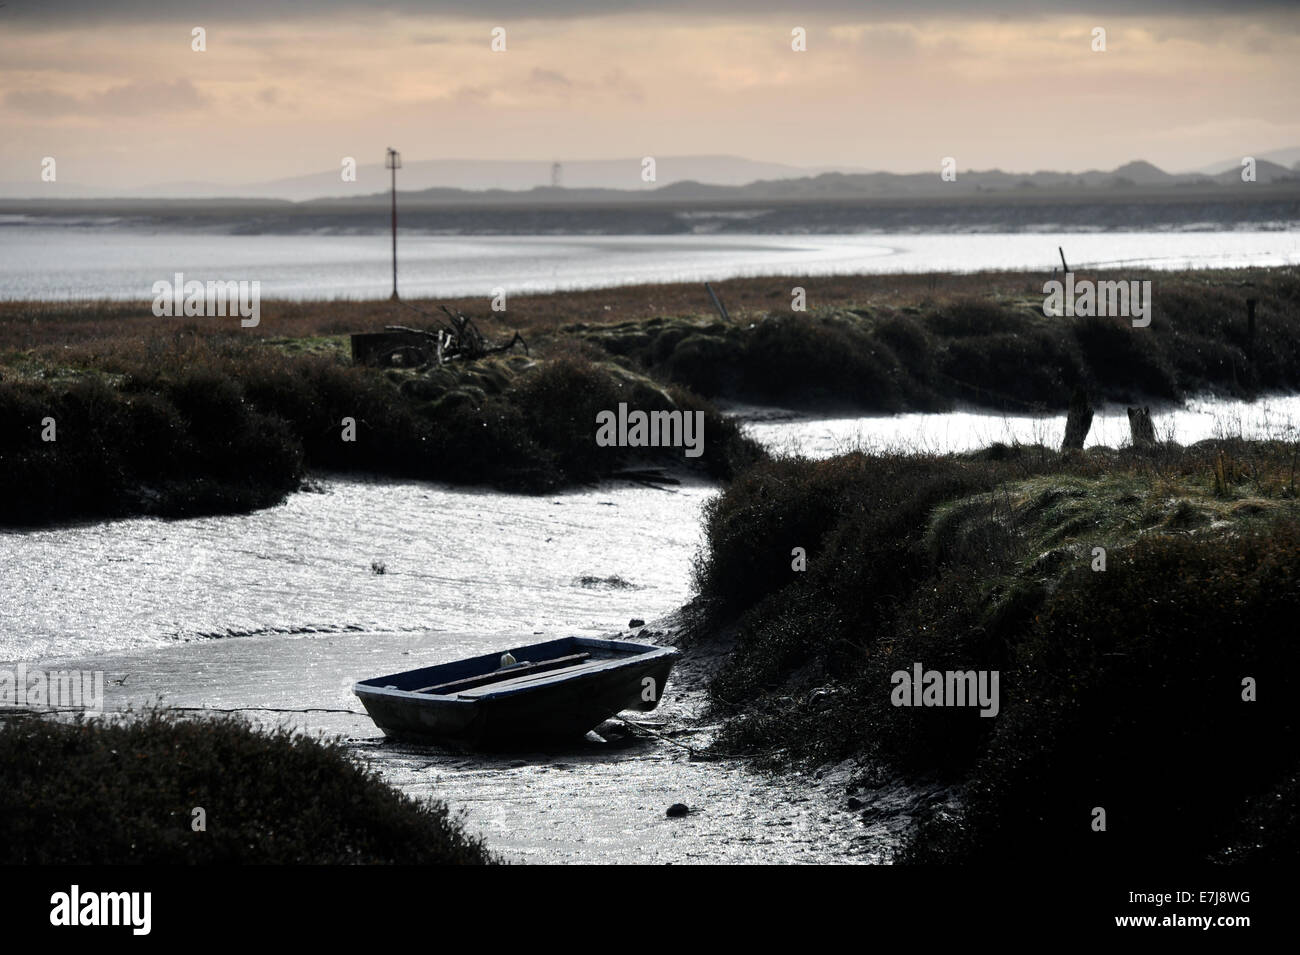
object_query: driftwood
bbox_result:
[387,305,529,364]
[352,302,529,367]
[1127,406,1157,448]
[1061,389,1094,450]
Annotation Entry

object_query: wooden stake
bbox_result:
[1246,298,1257,364]
[1127,406,1156,448]
[705,282,730,323]
[1062,389,1094,450]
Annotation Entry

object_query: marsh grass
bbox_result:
[3,267,1295,523]
[5,266,1296,408]
[691,438,1300,863]
[571,267,1300,410]
[0,335,759,524]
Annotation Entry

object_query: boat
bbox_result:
[353,635,678,745]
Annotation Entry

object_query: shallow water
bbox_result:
[2,397,1295,862]
[0,476,709,663]
[732,394,1300,459]
[2,227,1297,301]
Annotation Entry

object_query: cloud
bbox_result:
[4,79,209,116]
[3,88,83,115]
[94,79,208,114]
[601,69,645,103]
[530,68,573,90]
[434,69,642,108]
[831,24,921,57]
[6,1,1299,26]
[0,0,1294,187]
[443,84,493,105]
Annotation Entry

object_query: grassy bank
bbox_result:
[2,266,1296,524]
[0,710,493,864]
[689,438,1300,863]
[0,334,759,525]
[5,268,1297,413]
[575,267,1300,409]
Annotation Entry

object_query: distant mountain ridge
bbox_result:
[0,155,867,201]
[348,158,1298,206]
[3,153,1296,203]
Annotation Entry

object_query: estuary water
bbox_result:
[2,226,1298,301]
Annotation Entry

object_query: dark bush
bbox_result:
[0,711,494,864]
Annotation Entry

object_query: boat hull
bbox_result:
[354,637,677,746]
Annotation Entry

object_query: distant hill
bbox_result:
[1197,147,1300,176]
[1109,160,1175,185]
[337,159,1299,206]
[6,151,1298,202]
[0,155,868,202]
[5,157,1297,237]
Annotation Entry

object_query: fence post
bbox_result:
[1062,389,1093,450]
[1127,406,1156,448]
[1246,298,1257,364]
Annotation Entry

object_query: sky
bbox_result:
[2,0,1298,191]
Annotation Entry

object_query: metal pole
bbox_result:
[390,160,398,300]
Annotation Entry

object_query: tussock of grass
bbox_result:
[0,711,493,864]
[691,439,1300,863]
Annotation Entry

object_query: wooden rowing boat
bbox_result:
[353,636,678,745]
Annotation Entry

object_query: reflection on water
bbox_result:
[0,477,711,663]
[734,394,1300,459]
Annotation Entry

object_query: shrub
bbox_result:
[0,711,494,865]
